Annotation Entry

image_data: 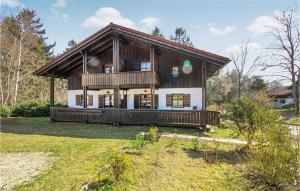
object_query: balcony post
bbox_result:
[113,34,120,108]
[201,62,207,110]
[83,51,87,108]
[50,73,55,107]
[150,45,155,109]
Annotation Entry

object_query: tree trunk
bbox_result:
[13,38,22,106]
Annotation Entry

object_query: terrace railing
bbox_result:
[50,107,220,127]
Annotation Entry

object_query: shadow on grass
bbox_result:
[182,147,245,165]
[1,117,202,140]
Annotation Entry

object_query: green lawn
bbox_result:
[0,117,249,191]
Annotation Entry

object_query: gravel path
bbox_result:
[161,133,247,145]
[0,152,52,191]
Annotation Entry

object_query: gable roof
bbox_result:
[34,23,230,76]
[268,86,293,97]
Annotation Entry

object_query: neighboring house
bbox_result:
[34,23,230,127]
[268,86,294,108]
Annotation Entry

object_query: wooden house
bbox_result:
[34,23,230,127]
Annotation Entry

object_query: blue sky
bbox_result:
[1,0,299,82]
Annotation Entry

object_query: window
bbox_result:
[280,99,286,104]
[172,94,184,107]
[166,94,190,108]
[76,95,83,106]
[76,95,93,106]
[104,94,114,108]
[140,62,151,71]
[88,95,93,106]
[140,94,151,108]
[104,65,113,73]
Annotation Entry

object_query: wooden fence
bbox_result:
[50,107,220,127]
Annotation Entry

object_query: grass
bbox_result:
[285,118,300,126]
[0,117,248,191]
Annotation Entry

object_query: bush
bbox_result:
[148,127,158,143]
[134,134,146,150]
[0,105,11,117]
[109,151,130,182]
[191,138,200,151]
[226,97,279,146]
[247,123,299,190]
[11,100,67,117]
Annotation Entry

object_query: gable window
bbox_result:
[166,94,191,108]
[76,95,83,106]
[140,62,151,71]
[104,65,113,73]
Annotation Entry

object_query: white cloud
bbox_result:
[61,13,69,21]
[246,10,281,35]
[82,7,160,33]
[52,0,66,7]
[82,7,134,28]
[208,24,236,37]
[225,42,262,54]
[138,17,160,31]
[0,0,22,7]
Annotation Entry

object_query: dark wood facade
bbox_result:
[35,23,230,127]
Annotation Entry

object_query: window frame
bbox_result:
[140,62,151,71]
[171,94,184,108]
[76,95,83,106]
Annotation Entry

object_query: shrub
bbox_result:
[0,105,11,117]
[247,123,299,190]
[226,97,279,146]
[11,100,67,117]
[191,138,200,151]
[109,151,130,182]
[134,134,146,150]
[148,127,158,143]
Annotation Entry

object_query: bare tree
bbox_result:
[265,9,300,115]
[230,39,263,98]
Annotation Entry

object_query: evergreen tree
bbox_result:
[152,26,164,38]
[169,27,193,47]
[64,39,77,51]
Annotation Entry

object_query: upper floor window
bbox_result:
[140,62,151,71]
[104,65,113,73]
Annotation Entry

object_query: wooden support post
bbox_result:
[83,51,88,108]
[201,62,206,110]
[150,45,155,109]
[204,62,207,110]
[50,73,55,107]
[113,34,120,108]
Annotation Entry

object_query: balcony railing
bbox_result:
[82,71,159,87]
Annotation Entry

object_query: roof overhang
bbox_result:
[34,23,230,78]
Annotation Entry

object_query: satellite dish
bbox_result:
[88,56,100,67]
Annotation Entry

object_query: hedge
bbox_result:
[11,100,67,117]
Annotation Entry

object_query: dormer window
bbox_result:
[140,62,151,71]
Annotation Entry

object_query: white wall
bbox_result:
[68,89,114,108]
[68,88,203,110]
[273,98,294,108]
[155,88,203,110]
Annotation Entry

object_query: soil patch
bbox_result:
[0,152,52,190]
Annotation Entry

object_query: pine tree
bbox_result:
[169,27,193,47]
[152,26,164,38]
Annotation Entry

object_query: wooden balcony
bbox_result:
[82,71,159,88]
[50,107,220,127]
